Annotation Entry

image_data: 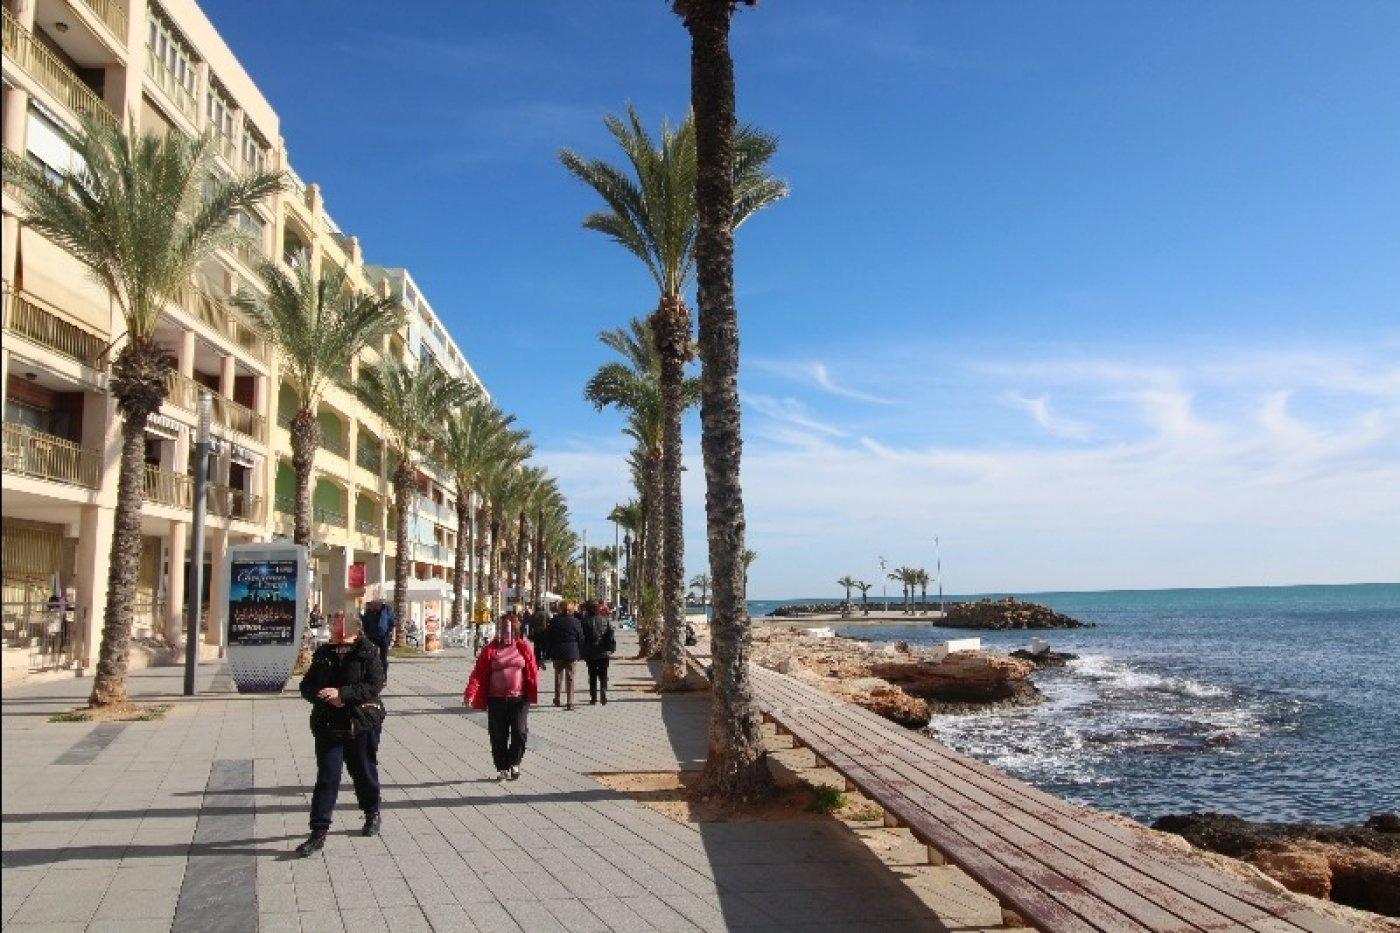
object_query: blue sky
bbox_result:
[203,1,1400,597]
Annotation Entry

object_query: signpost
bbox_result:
[224,541,308,693]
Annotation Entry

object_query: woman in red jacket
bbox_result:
[464,616,538,780]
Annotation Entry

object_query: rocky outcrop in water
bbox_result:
[1152,812,1400,917]
[944,597,1089,629]
[752,630,1041,728]
[1010,647,1079,667]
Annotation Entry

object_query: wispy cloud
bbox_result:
[1001,392,1092,440]
[750,359,891,404]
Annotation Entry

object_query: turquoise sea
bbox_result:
[749,583,1400,825]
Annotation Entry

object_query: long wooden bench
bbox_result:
[742,662,1347,933]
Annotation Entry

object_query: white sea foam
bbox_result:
[1070,654,1229,699]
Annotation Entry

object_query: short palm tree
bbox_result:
[438,402,526,629]
[915,568,931,614]
[608,499,643,611]
[236,262,402,547]
[356,360,475,637]
[690,573,711,609]
[2,117,284,707]
[563,109,786,691]
[854,580,873,616]
[836,575,858,616]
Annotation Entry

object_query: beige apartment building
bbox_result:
[1,0,485,682]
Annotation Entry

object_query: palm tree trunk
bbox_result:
[515,511,528,607]
[90,340,169,708]
[451,494,470,628]
[655,296,691,689]
[289,408,321,546]
[392,461,414,648]
[489,517,502,617]
[684,0,771,800]
[641,449,664,659]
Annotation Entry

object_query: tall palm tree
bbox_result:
[563,109,786,692]
[511,466,550,604]
[836,575,858,616]
[236,262,401,547]
[854,580,873,616]
[356,360,475,639]
[3,117,284,707]
[675,0,769,799]
[438,402,526,630]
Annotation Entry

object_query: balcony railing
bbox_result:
[164,372,267,443]
[78,0,127,42]
[5,295,109,371]
[355,517,381,537]
[274,493,294,516]
[314,505,346,528]
[144,464,192,508]
[208,485,264,523]
[174,282,267,362]
[3,9,118,131]
[3,424,100,489]
[144,43,198,123]
[355,441,381,473]
[322,431,348,459]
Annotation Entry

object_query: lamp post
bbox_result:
[184,392,212,696]
[582,528,589,603]
[935,535,944,616]
[623,532,632,617]
[879,555,888,615]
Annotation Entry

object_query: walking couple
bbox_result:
[543,600,616,710]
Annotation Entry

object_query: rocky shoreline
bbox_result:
[767,596,1091,629]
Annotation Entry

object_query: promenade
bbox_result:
[1,635,1002,932]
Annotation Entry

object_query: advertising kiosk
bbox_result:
[224,542,308,693]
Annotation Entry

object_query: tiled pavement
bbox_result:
[1,636,957,932]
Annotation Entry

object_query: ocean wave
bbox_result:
[1069,654,1229,699]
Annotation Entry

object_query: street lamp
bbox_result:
[879,555,888,615]
[184,392,212,696]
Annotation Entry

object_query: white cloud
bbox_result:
[1001,392,1092,440]
[750,359,891,404]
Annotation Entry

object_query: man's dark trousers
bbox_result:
[371,638,390,681]
[310,729,380,832]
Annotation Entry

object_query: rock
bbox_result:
[942,597,1089,630]
[871,651,1040,707]
[1252,846,1334,899]
[1367,813,1400,833]
[1010,648,1079,667]
[851,685,931,728]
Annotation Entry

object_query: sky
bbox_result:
[202,1,1400,598]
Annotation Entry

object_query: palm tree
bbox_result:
[608,500,643,614]
[690,573,711,609]
[675,0,772,799]
[836,575,858,617]
[915,568,930,614]
[563,109,785,692]
[854,580,873,616]
[3,117,284,707]
[236,263,401,547]
[356,359,475,639]
[438,402,526,630]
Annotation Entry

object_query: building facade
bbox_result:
[1,0,484,681]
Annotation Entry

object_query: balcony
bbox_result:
[314,505,346,528]
[144,464,191,508]
[5,295,109,371]
[355,440,382,474]
[78,0,127,43]
[355,517,381,537]
[3,9,117,131]
[208,484,264,523]
[418,542,452,564]
[175,282,268,363]
[144,43,198,123]
[165,372,267,443]
[322,431,348,459]
[416,495,453,525]
[3,424,100,489]
[274,493,294,516]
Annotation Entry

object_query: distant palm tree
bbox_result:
[3,116,284,707]
[608,499,643,612]
[357,360,475,639]
[237,262,401,547]
[690,573,712,609]
[563,107,786,692]
[854,580,873,616]
[836,575,858,617]
[915,569,931,614]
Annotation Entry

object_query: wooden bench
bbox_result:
[745,662,1347,933]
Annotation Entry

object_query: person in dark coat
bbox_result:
[295,612,385,857]
[525,603,550,667]
[362,594,396,682]
[579,600,617,705]
[545,600,583,709]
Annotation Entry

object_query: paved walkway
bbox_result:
[1,636,971,932]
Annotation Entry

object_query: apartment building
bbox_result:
[1,0,484,681]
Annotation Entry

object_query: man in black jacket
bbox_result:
[295,612,385,856]
[579,602,617,705]
[545,601,583,710]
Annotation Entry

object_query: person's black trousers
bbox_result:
[486,697,528,771]
[372,638,390,680]
[310,728,380,832]
[585,658,610,702]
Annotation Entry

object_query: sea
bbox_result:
[747,583,1400,826]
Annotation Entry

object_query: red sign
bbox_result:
[348,562,366,589]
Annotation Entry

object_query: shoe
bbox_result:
[590,697,597,705]
[295,832,327,857]
[361,813,381,837]
[553,696,560,707]
[508,766,520,781]
[601,694,608,705]
[495,770,507,781]
[566,704,574,711]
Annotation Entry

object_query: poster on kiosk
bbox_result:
[224,542,308,693]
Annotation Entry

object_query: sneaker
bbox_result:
[295,832,327,857]
[553,696,560,707]
[495,770,508,782]
[601,694,608,705]
[508,766,520,781]
[566,703,574,711]
[361,813,381,837]
[590,697,597,705]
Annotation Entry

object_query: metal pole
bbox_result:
[879,556,888,615]
[184,393,212,696]
[936,535,944,616]
[612,519,619,605]
[583,529,589,602]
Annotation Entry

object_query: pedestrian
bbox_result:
[361,589,396,683]
[295,611,386,857]
[545,600,583,709]
[579,600,616,705]
[464,615,537,781]
[526,602,550,668]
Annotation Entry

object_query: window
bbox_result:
[207,84,236,142]
[241,128,267,173]
[147,11,197,98]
